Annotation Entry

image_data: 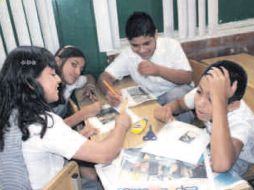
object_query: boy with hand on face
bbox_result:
[99,11,193,123]
[154,60,254,176]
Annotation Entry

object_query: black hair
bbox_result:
[0,46,57,151]
[202,60,247,104]
[55,45,85,67]
[51,46,86,106]
[125,12,156,40]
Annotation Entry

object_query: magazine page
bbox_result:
[88,104,140,133]
[204,149,250,190]
[95,163,118,190]
[212,171,250,190]
[96,148,210,190]
[142,120,210,165]
[121,85,156,107]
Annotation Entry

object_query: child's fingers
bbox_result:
[119,98,128,113]
[84,119,91,128]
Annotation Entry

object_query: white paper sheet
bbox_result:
[142,120,210,165]
[121,85,156,107]
[88,104,140,133]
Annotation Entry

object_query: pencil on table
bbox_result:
[102,80,119,96]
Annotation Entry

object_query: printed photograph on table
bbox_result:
[121,86,156,107]
[97,106,119,125]
[119,149,208,182]
[88,104,119,133]
[179,130,198,144]
[128,86,152,102]
[88,104,140,133]
[96,150,210,189]
[142,121,210,165]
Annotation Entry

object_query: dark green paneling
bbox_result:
[53,0,107,79]
[219,0,254,23]
[117,0,163,38]
[53,0,254,78]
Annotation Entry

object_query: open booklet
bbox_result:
[88,104,140,133]
[141,120,210,165]
[95,148,210,190]
[121,85,156,107]
[96,148,250,190]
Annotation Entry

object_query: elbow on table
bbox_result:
[212,160,233,173]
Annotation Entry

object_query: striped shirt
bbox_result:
[0,110,32,190]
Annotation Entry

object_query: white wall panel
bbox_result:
[9,0,31,45]
[0,0,17,52]
[23,0,44,47]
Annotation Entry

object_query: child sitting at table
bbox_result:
[98,12,194,123]
[52,45,100,129]
[0,46,131,190]
[52,46,103,186]
[154,60,254,176]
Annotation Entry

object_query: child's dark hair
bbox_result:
[55,46,86,68]
[53,46,86,106]
[125,12,156,40]
[0,46,57,151]
[202,60,247,104]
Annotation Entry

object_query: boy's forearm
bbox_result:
[157,65,192,85]
[166,98,189,115]
[210,98,236,172]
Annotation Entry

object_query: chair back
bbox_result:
[43,161,81,190]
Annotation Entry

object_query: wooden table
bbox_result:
[75,77,164,148]
[75,77,251,190]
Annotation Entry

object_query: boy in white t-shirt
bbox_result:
[98,12,193,123]
[154,60,254,176]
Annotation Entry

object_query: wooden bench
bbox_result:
[43,161,81,190]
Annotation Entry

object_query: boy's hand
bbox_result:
[138,60,159,76]
[206,67,236,104]
[154,105,174,123]
[83,83,97,101]
[106,90,122,107]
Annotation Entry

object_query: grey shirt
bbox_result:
[0,110,32,190]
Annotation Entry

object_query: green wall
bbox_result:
[219,0,254,23]
[53,0,107,79]
[53,0,254,79]
[117,0,163,38]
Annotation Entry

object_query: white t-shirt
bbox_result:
[53,75,87,116]
[106,37,192,97]
[22,112,87,189]
[184,88,254,163]
[64,75,87,100]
